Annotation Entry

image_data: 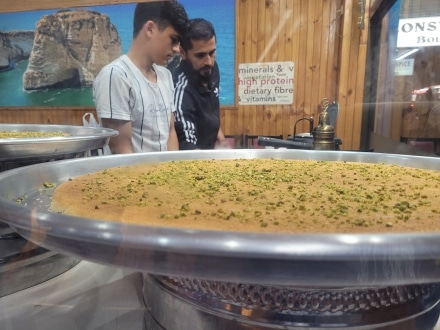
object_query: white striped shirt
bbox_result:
[93,55,175,152]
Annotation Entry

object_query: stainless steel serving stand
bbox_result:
[0,124,118,297]
[1,149,440,329]
[142,275,440,330]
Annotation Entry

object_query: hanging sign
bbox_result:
[397,16,440,47]
[238,61,294,105]
[394,59,414,76]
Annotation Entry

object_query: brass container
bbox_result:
[312,97,337,150]
[312,129,336,150]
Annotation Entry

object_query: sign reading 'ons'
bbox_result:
[397,16,440,48]
[238,61,294,105]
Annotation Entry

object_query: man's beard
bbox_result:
[199,66,212,84]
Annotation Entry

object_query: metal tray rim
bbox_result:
[0,124,117,144]
[0,123,118,161]
[1,149,440,286]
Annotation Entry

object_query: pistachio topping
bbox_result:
[0,131,70,138]
[50,159,440,234]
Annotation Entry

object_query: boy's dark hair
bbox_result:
[133,1,188,39]
[180,18,216,51]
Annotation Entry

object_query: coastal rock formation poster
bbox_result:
[22,10,122,91]
[0,0,234,107]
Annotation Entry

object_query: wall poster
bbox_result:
[0,0,235,107]
[238,61,294,105]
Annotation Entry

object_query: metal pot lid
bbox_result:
[0,124,118,160]
[1,149,440,287]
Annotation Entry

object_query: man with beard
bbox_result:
[173,18,228,150]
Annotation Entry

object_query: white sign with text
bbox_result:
[397,16,440,47]
[238,61,294,105]
[395,59,414,76]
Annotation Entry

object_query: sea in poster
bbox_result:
[0,0,235,106]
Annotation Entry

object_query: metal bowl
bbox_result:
[0,149,440,287]
[0,123,117,161]
[0,123,117,296]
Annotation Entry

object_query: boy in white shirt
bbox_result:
[93,1,188,153]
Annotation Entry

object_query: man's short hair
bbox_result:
[133,1,188,39]
[180,18,216,51]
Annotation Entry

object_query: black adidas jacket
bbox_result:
[173,60,220,150]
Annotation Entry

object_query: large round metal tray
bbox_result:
[0,149,440,287]
[0,123,117,161]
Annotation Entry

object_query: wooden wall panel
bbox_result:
[231,0,366,149]
[295,0,310,134]
[1,0,369,150]
[338,0,360,148]
[283,1,304,135]
[275,0,286,138]
[352,20,369,149]
[318,0,332,101]
[0,107,95,125]
[256,0,267,137]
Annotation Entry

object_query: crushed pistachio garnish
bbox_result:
[43,181,55,188]
[0,131,70,138]
[49,159,440,234]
